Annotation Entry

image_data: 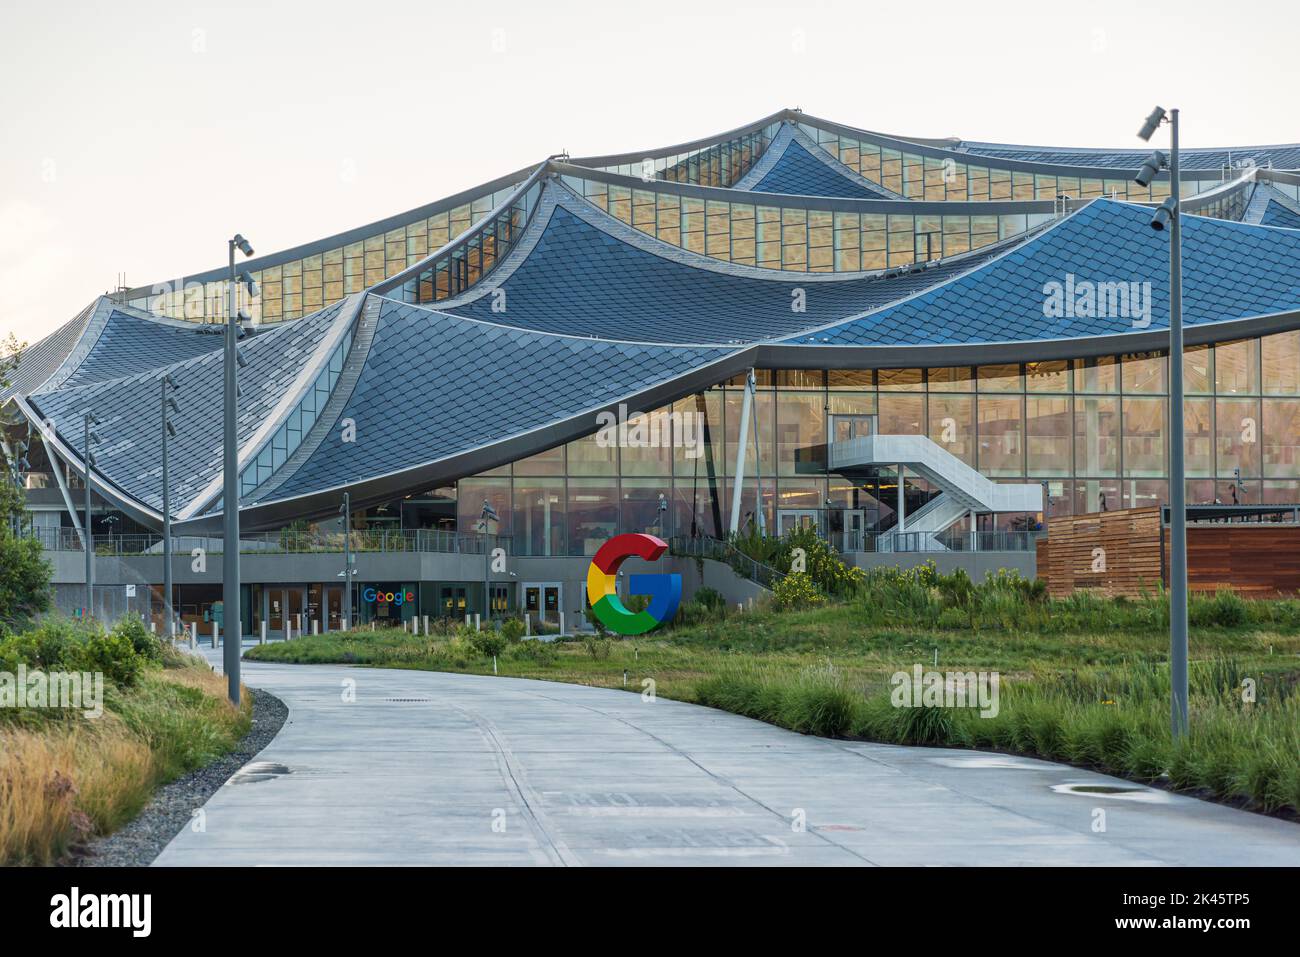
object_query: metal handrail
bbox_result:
[669,535,786,590]
[23,526,511,557]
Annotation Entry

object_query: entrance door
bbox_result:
[439,586,467,620]
[778,509,820,538]
[523,583,562,626]
[325,585,344,631]
[831,413,877,443]
[839,508,867,552]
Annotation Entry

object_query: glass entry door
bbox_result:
[325,585,344,631]
[833,508,868,552]
[778,509,820,537]
[440,586,467,620]
[523,583,562,626]
[831,414,877,443]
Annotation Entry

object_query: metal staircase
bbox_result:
[829,429,1042,551]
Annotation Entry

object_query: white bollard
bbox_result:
[212,621,219,649]
[524,614,530,637]
[559,611,565,636]
[474,613,481,631]
[747,596,754,612]
[189,622,196,649]
[312,619,319,636]
[737,602,743,613]
[465,614,471,628]
[260,621,267,645]
[150,621,156,634]
[423,615,429,637]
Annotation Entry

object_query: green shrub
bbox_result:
[584,637,612,660]
[500,618,526,643]
[507,639,557,665]
[773,572,825,610]
[469,630,507,659]
[112,616,162,663]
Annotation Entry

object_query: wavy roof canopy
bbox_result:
[8,110,1300,532]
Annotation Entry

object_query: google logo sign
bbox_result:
[363,587,415,606]
[586,533,681,635]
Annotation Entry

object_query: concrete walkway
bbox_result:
[155,643,1300,866]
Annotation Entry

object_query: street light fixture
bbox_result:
[1135,105,1189,739]
[223,233,255,705]
[478,499,499,622]
[340,491,354,631]
[161,374,180,640]
[82,411,101,619]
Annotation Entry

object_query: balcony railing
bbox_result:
[23,526,511,557]
[669,535,786,590]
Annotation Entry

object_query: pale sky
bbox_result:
[2,0,1298,345]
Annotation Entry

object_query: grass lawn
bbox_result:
[1,620,251,865]
[246,585,1300,817]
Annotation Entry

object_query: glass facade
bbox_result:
[794,121,1235,204]
[593,124,780,188]
[563,172,1053,272]
[129,178,529,325]
[436,331,1300,553]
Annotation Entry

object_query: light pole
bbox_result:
[478,498,499,621]
[224,233,255,705]
[82,412,101,619]
[161,374,180,639]
[340,491,353,630]
[1135,105,1188,738]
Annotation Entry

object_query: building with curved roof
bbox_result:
[7,109,1300,633]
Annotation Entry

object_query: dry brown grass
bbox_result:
[0,720,153,865]
[0,660,250,866]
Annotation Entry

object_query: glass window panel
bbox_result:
[1262,331,1300,395]
[977,395,1024,476]
[1122,396,1167,477]
[567,432,616,476]
[928,367,974,393]
[776,391,827,475]
[1025,360,1070,393]
[1185,344,1213,395]
[513,478,564,557]
[1263,398,1300,477]
[568,478,617,557]
[1216,397,1261,477]
[1185,398,1214,477]
[1075,396,1119,475]
[977,364,1022,392]
[513,446,564,476]
[878,368,923,392]
[1121,352,1166,394]
[1026,396,1072,476]
[1074,356,1118,393]
[622,478,674,538]
[1215,339,1260,394]
[927,394,975,465]
[878,394,924,435]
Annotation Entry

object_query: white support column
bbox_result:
[728,368,756,536]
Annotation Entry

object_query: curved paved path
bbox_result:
[155,644,1300,866]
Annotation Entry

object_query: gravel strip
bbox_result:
[72,686,289,867]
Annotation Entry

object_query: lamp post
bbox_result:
[82,412,101,619]
[340,491,353,630]
[1135,106,1188,738]
[161,375,180,639]
[224,233,255,705]
[478,498,499,622]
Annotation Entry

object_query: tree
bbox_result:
[0,335,51,628]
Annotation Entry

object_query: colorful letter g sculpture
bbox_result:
[586,533,682,635]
